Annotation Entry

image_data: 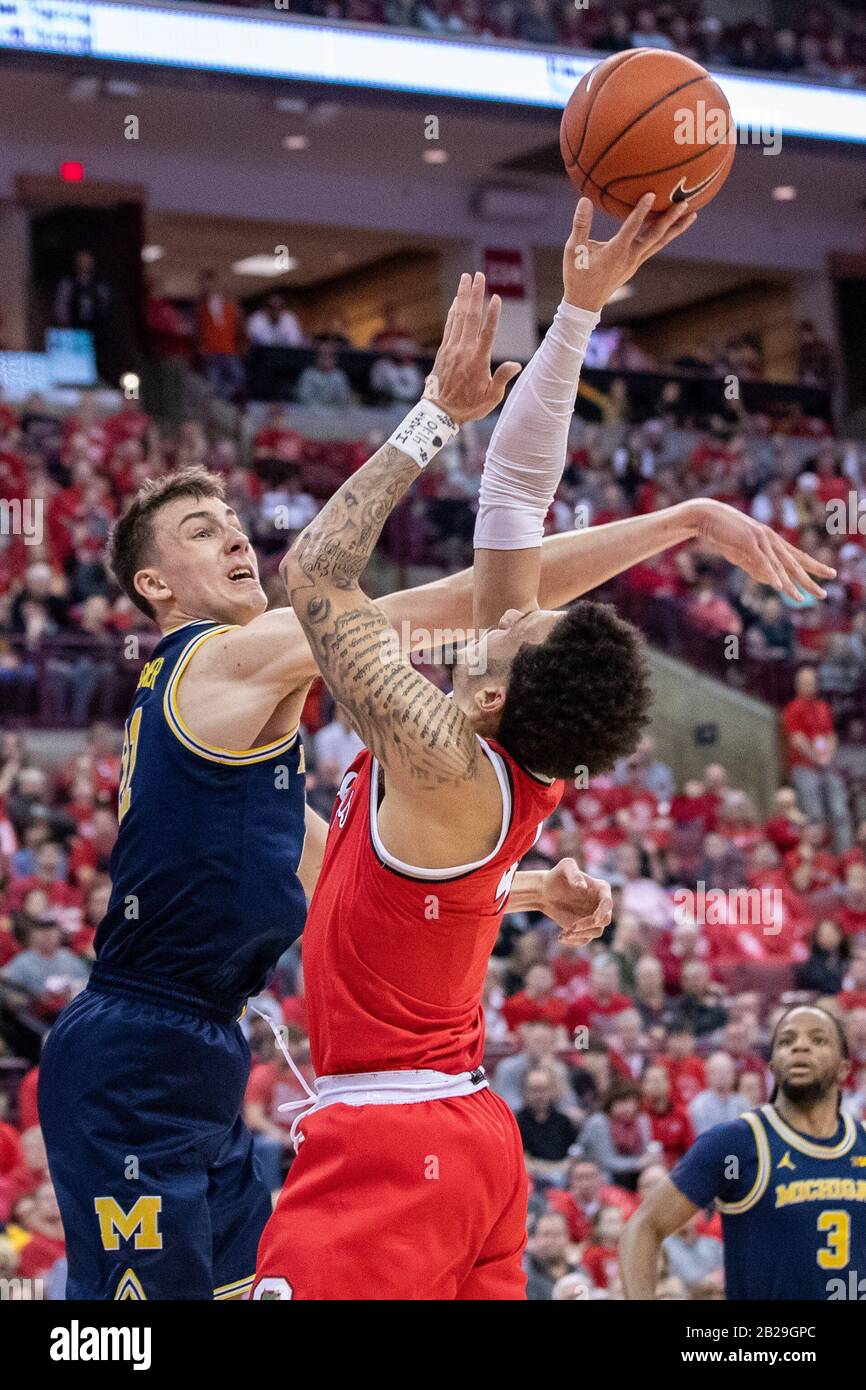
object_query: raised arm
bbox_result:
[472,194,697,628]
[281,274,518,822]
[179,486,832,754]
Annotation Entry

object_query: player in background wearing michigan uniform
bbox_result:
[252,200,737,1300]
[621,1005,866,1299]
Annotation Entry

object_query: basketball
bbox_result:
[560,48,735,220]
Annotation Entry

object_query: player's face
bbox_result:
[771,1008,847,1104]
[144,497,267,625]
[450,608,562,708]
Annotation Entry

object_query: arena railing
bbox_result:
[244,344,833,428]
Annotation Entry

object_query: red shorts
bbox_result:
[253,1086,528,1300]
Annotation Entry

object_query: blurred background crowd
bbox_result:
[226,0,866,89]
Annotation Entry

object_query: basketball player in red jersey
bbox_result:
[253,199,834,1301]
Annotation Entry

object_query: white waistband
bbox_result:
[314,1067,488,1109]
[251,1003,487,1150]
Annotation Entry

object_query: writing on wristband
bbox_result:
[389,399,458,469]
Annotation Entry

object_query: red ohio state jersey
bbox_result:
[302,739,563,1077]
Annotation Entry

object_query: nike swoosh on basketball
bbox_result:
[670,165,725,203]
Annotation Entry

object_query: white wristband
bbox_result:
[388,399,458,470]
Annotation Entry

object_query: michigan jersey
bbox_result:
[671,1102,866,1300]
[95,619,307,1014]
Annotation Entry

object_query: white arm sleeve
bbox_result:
[474,298,600,551]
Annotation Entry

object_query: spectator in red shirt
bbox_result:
[15,1179,65,1279]
[659,1025,707,1107]
[686,574,743,639]
[547,1158,636,1243]
[581,1204,625,1291]
[8,841,84,935]
[783,820,838,890]
[670,779,719,834]
[244,1027,313,1194]
[837,864,866,940]
[641,1062,695,1165]
[0,1111,22,1178]
[839,950,866,1012]
[195,270,245,403]
[252,406,305,489]
[502,962,569,1036]
[14,1066,39,1133]
[4,1125,50,1206]
[655,920,715,995]
[763,786,807,855]
[783,666,853,854]
[565,956,631,1038]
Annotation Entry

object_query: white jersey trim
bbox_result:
[368,738,512,881]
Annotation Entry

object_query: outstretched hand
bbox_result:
[563,193,697,313]
[690,498,836,602]
[424,271,522,425]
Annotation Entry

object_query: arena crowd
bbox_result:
[227,0,866,89]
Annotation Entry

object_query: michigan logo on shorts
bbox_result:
[114,1268,147,1301]
[94,1196,163,1252]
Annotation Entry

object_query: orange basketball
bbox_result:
[560,48,735,220]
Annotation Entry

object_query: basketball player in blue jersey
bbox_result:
[37,205,833,1301]
[621,1004,866,1300]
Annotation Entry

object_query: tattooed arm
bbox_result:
[282,274,522,861]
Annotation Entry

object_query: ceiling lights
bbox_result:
[232,254,297,276]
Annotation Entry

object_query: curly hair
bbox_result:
[496,600,652,781]
[109,466,225,620]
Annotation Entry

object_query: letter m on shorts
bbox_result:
[94,1196,163,1251]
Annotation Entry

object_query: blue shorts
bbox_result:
[38,966,272,1301]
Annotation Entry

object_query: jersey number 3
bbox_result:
[118,707,143,824]
[817,1210,850,1270]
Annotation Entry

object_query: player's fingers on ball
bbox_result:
[636,199,688,247]
[644,209,697,258]
[620,192,655,244]
[570,197,594,251]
